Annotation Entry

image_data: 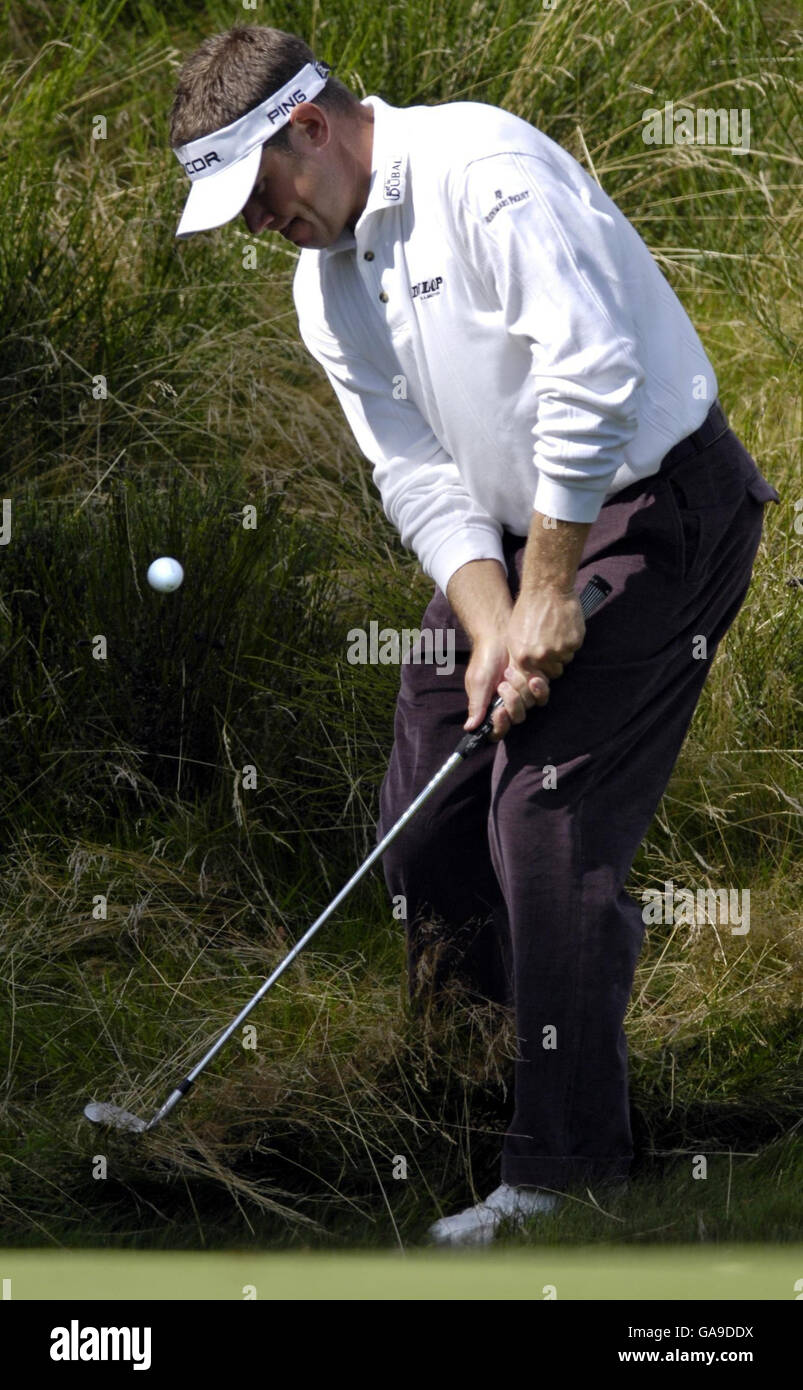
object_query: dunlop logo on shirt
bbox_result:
[411,276,444,300]
[484,186,532,223]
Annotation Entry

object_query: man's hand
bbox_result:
[507,586,586,681]
[476,509,592,739]
[461,631,550,739]
[445,505,591,742]
[444,558,549,741]
[463,633,551,741]
[487,586,585,740]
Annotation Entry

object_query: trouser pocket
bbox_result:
[664,442,779,582]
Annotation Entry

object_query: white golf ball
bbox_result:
[147,557,184,592]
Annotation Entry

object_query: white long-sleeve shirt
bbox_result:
[292,94,718,596]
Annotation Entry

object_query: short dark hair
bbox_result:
[168,25,360,154]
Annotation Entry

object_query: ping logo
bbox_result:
[183,151,222,175]
[267,88,310,125]
[411,276,444,300]
[484,185,531,223]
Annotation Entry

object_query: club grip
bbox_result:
[454,572,612,759]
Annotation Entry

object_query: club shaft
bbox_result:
[176,750,464,1093]
[140,571,612,1128]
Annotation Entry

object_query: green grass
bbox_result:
[0,0,801,1253]
[3,1244,802,1299]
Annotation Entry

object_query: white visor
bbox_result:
[172,59,331,238]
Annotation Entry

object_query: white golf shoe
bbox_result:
[427,1182,561,1246]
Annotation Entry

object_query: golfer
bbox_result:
[169,26,780,1244]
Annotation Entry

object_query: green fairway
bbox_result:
[3,1246,801,1300]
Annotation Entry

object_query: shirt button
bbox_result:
[363,250,375,261]
[379,290,389,302]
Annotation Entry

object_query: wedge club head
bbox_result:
[83,1102,148,1134]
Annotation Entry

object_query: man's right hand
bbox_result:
[444,557,551,743]
[464,635,550,743]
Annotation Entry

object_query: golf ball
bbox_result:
[147,557,184,592]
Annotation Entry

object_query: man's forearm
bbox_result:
[446,557,513,643]
[444,508,592,642]
[521,512,591,596]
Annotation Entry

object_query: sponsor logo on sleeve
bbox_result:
[484,186,532,223]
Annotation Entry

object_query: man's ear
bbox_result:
[289,102,330,152]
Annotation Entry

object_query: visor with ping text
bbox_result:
[172,59,331,238]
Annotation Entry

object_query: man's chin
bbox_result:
[286,219,311,246]
[290,220,342,251]
[296,227,330,250]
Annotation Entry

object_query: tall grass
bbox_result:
[0,0,801,1247]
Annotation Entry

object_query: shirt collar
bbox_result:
[321,95,409,256]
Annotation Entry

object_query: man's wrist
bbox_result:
[519,512,590,597]
[519,582,578,600]
[446,557,513,644]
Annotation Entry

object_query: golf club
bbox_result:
[84,572,612,1134]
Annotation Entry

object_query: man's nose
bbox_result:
[243,197,281,235]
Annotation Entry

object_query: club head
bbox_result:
[83,1101,147,1133]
